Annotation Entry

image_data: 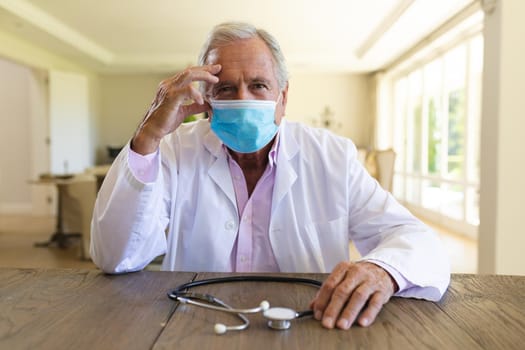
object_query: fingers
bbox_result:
[357,291,390,327]
[312,262,348,321]
[177,64,221,86]
[311,261,395,330]
[180,101,211,118]
[334,284,371,329]
[188,84,204,105]
[158,64,221,108]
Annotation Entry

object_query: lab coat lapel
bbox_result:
[203,129,237,210]
[272,120,298,214]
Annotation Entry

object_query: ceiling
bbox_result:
[0,0,474,74]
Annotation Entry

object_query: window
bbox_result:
[389,34,483,235]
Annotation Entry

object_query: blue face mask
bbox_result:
[210,99,279,153]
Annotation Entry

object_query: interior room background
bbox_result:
[0,0,523,276]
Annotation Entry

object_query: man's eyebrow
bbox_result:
[250,77,271,84]
[211,81,233,91]
[213,81,231,87]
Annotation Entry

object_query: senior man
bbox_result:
[91,21,450,330]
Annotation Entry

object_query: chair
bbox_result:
[356,147,368,165]
[85,164,111,191]
[365,149,396,192]
[32,173,96,259]
[60,174,97,259]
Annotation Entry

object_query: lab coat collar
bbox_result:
[202,124,237,209]
[203,121,223,157]
[271,120,299,214]
[275,120,298,161]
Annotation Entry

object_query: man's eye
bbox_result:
[212,87,235,99]
[252,83,267,90]
[217,86,232,93]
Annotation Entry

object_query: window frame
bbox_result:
[381,29,483,238]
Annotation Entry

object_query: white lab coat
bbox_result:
[91,119,450,300]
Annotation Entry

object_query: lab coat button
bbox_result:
[225,221,235,230]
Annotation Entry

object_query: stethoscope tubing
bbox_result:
[168,275,323,296]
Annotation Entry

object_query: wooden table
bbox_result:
[1,268,524,349]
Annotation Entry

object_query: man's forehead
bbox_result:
[207,38,274,66]
[207,39,276,83]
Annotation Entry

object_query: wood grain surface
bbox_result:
[1,269,524,350]
[154,273,483,350]
[0,268,195,350]
[437,274,525,349]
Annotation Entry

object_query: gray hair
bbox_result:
[198,22,289,90]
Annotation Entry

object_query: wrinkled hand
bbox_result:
[131,64,221,154]
[310,261,398,329]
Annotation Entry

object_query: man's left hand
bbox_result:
[310,261,398,329]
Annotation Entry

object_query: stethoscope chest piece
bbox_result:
[263,307,298,330]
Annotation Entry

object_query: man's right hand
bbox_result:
[131,64,222,155]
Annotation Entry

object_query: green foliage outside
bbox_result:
[183,115,198,123]
[413,103,422,173]
[427,98,441,174]
[447,90,465,178]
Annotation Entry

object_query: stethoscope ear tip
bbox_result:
[214,323,227,335]
[260,300,270,311]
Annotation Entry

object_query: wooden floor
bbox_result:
[426,221,477,273]
[0,214,477,273]
[0,214,96,269]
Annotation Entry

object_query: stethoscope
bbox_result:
[168,275,322,334]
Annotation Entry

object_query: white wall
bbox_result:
[48,70,92,174]
[478,0,525,275]
[0,58,32,213]
[0,29,91,73]
[0,29,100,215]
[97,74,166,163]
[0,28,100,166]
[28,69,52,215]
[286,71,371,146]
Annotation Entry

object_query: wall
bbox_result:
[478,0,525,275]
[0,30,100,214]
[48,70,92,174]
[0,58,32,212]
[0,29,90,74]
[286,71,371,146]
[97,73,166,163]
[0,28,100,165]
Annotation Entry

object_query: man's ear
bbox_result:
[282,82,289,106]
[275,82,289,125]
[279,82,289,116]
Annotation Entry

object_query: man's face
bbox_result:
[206,37,288,125]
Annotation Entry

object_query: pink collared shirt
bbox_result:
[225,138,280,272]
